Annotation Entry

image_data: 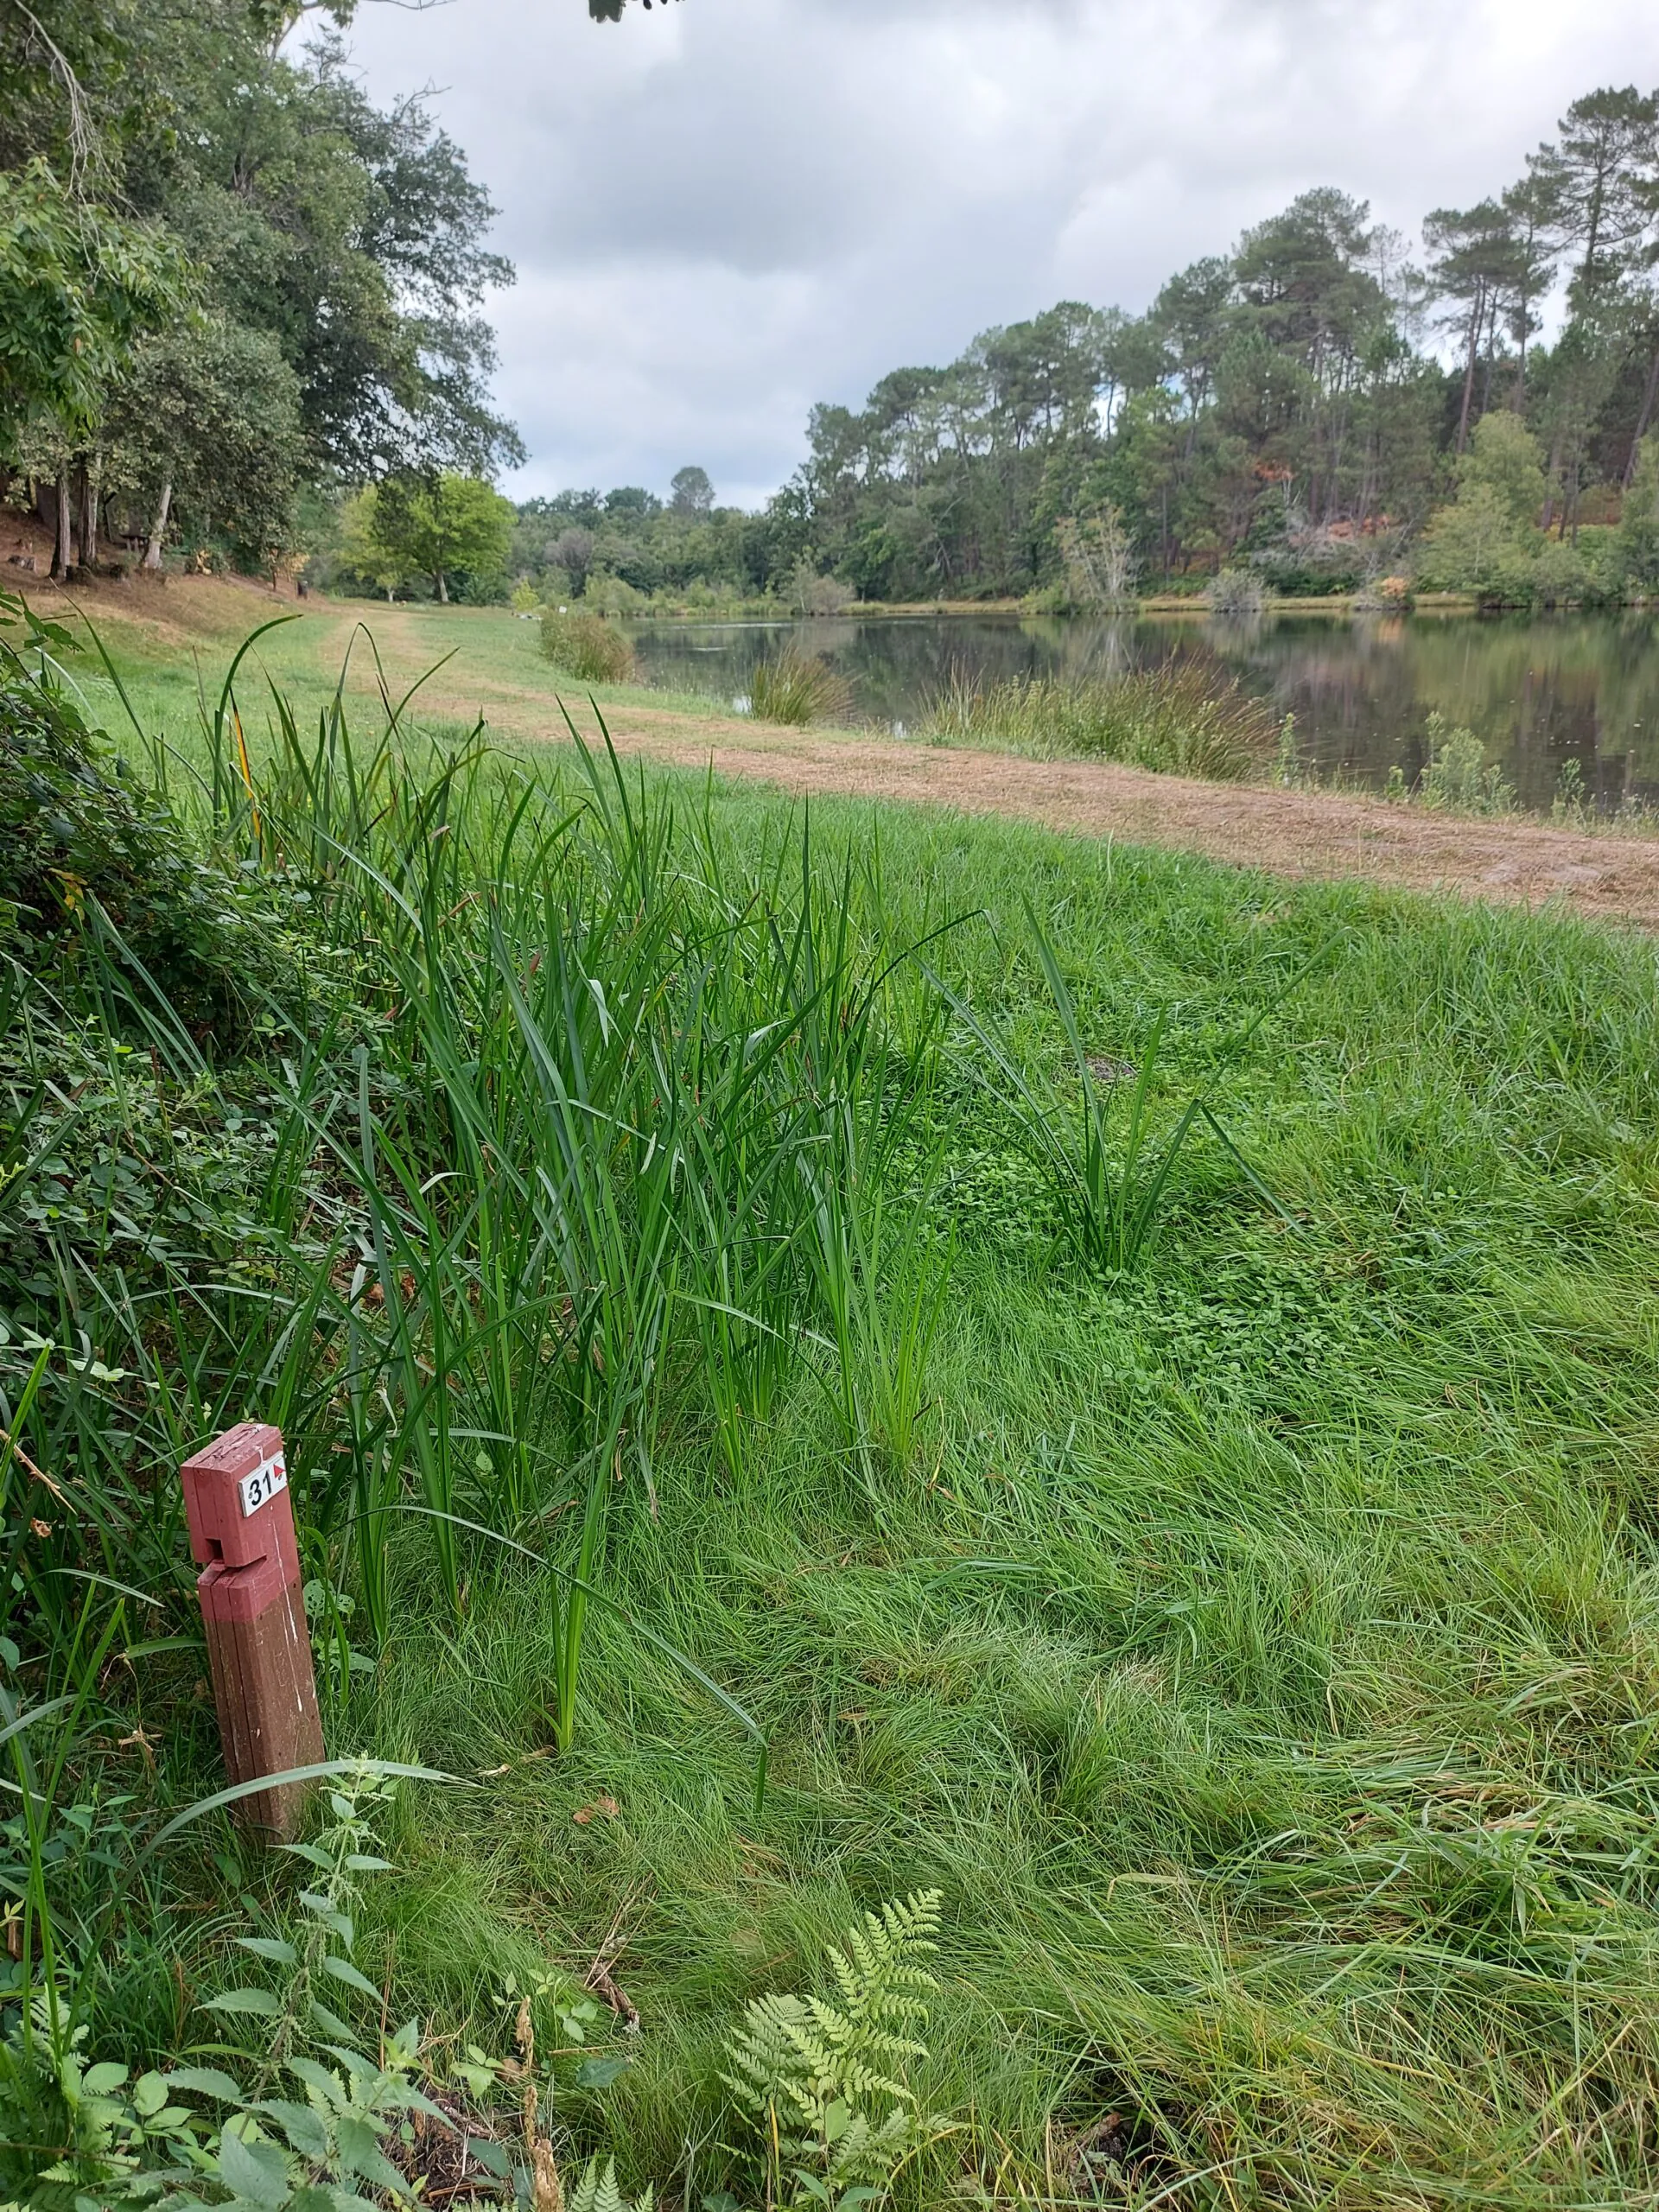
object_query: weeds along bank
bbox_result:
[5,598,1659,2205]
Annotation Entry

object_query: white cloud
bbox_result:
[337,0,1659,503]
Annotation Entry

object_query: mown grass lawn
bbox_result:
[10,619,1659,2210]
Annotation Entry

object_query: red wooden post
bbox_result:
[181,1421,324,1841]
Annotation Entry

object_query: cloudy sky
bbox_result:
[340,0,1659,509]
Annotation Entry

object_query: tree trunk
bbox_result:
[1479,296,1498,420]
[1625,347,1659,486]
[77,462,99,569]
[51,469,76,579]
[435,569,448,603]
[143,479,173,570]
[1541,428,1564,532]
[1455,291,1483,454]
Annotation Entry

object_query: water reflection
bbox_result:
[626,611,1659,812]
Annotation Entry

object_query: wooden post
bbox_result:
[181,1422,324,1841]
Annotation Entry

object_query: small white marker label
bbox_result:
[238,1455,288,1517]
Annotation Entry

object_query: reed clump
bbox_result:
[748,643,854,727]
[922,658,1280,780]
[540,606,637,683]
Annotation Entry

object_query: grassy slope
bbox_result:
[72,596,726,742]
[310,750,1659,2209]
[55,609,1659,2203]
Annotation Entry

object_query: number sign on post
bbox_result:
[181,1422,323,1841]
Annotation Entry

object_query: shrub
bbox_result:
[1253,558,1363,598]
[1415,414,1552,602]
[789,558,856,616]
[583,572,646,618]
[748,644,854,727]
[1052,506,1138,611]
[539,607,636,684]
[921,660,1279,781]
[1414,711,1514,815]
[0,594,286,1034]
[1205,569,1272,618]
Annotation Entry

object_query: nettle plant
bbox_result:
[1,1767,449,2212]
[721,1891,943,2212]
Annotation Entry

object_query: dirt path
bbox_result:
[31,565,1659,934]
[437,689,1659,937]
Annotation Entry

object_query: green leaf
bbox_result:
[575,2056,631,2089]
[133,2072,169,2117]
[334,2116,407,2196]
[299,1895,354,1943]
[467,2139,512,2180]
[280,1842,335,1871]
[319,2044,375,2082]
[207,1987,285,2019]
[321,1955,382,2003]
[167,2067,248,2102]
[238,1937,300,1966]
[83,2063,130,2095]
[218,2127,292,2209]
[308,1999,356,2043]
[287,2057,346,2111]
[253,2098,330,2163]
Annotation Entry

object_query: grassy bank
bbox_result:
[6,602,1659,2209]
[61,594,728,741]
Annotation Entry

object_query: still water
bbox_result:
[628,611,1659,813]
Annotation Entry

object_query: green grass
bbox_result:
[8,612,1659,2209]
[60,596,728,744]
[360,791,1659,2209]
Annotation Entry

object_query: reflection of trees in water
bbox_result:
[1139,613,1659,809]
[630,613,1659,808]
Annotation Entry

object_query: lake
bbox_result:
[627,611,1659,814]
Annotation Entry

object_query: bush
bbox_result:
[1414,711,1514,815]
[1415,414,1553,602]
[539,607,636,683]
[1205,569,1272,618]
[0,595,285,1036]
[584,572,647,618]
[1253,557,1363,598]
[748,645,854,727]
[788,558,856,616]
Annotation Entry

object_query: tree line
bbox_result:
[493,84,1659,613]
[9,22,1659,613]
[760,87,1659,604]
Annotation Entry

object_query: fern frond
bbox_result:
[721,1890,944,2209]
[568,2155,652,2212]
